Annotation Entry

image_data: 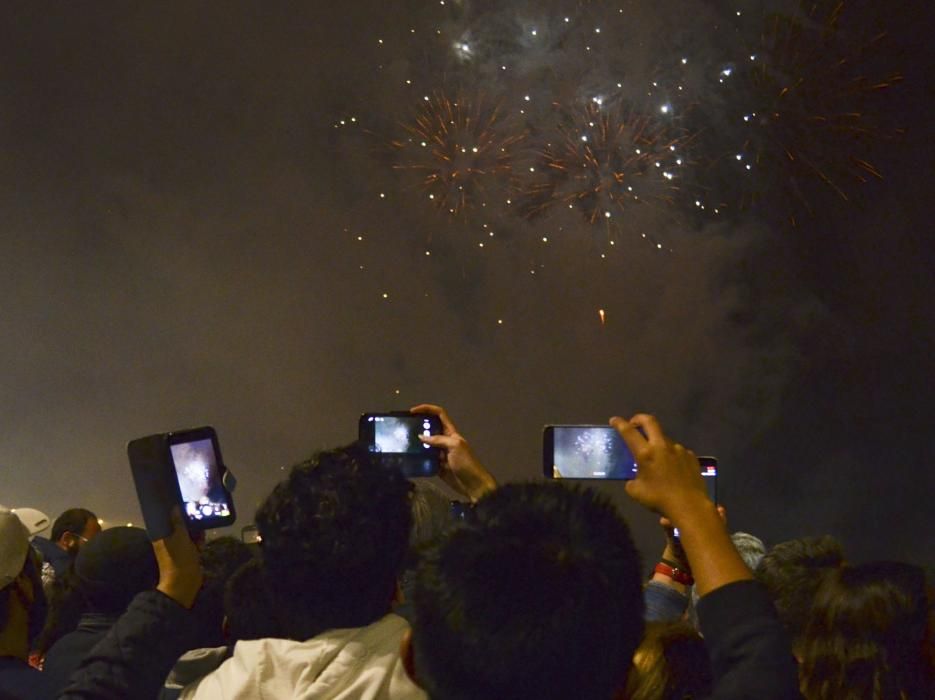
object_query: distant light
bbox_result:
[126,522,133,527]
[681,57,688,64]
[604,211,612,218]
[524,95,530,101]
[531,29,537,36]
[660,103,671,114]
[382,292,389,299]
[97,519,104,525]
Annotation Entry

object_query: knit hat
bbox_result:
[0,506,35,588]
[74,526,158,614]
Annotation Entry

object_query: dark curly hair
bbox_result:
[754,535,845,651]
[799,561,930,700]
[411,482,644,700]
[255,442,412,640]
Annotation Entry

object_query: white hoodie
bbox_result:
[180,613,427,700]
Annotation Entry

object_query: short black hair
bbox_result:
[224,558,283,642]
[51,508,97,543]
[193,536,254,648]
[754,535,844,648]
[411,482,644,700]
[255,443,412,640]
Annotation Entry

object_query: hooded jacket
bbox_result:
[180,613,427,700]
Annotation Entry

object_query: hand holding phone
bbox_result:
[128,426,237,540]
[410,404,497,500]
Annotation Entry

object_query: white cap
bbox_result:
[11,507,51,537]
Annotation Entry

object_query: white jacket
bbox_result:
[180,613,427,700]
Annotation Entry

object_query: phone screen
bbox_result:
[169,435,233,525]
[545,426,638,480]
[359,413,443,477]
[370,415,436,455]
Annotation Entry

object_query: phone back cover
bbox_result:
[127,434,177,541]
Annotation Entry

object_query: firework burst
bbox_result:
[519,100,693,225]
[713,0,903,221]
[391,91,525,217]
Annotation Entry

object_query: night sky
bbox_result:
[2,1,932,570]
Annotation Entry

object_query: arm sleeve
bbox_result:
[58,591,196,700]
[697,580,802,700]
[643,580,690,622]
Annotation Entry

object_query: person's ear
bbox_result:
[399,628,423,688]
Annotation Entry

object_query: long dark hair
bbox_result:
[799,561,930,700]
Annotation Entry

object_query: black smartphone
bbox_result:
[128,426,236,540]
[672,456,718,540]
[358,412,444,477]
[543,425,638,480]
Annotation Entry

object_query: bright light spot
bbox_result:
[497,319,503,325]
[635,148,641,154]
[564,17,570,23]
[472,146,478,153]
[529,167,535,172]
[382,292,389,298]
[676,158,683,165]
[594,27,601,33]
[743,115,751,122]
[478,242,484,248]
[660,103,671,114]
[423,95,429,101]
[604,211,611,218]
[501,65,507,70]
[617,82,622,88]
[750,54,757,61]
[357,235,363,241]
[681,57,688,64]
[531,29,537,36]
[657,243,663,249]
[428,194,434,199]
[379,193,386,198]
[670,145,676,151]
[524,95,530,101]
[420,141,427,147]
[663,171,673,180]
[695,200,702,207]
[542,236,548,242]
[378,39,383,44]
[581,135,588,142]
[425,250,431,256]
[746,164,752,170]
[735,154,743,160]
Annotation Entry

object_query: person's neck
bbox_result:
[0,602,29,661]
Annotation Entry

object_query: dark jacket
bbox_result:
[0,657,48,700]
[31,539,70,581]
[697,579,802,699]
[42,614,117,698]
[60,591,193,700]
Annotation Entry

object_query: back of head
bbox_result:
[255,443,412,640]
[625,621,713,700]
[74,527,158,615]
[51,509,97,544]
[755,535,844,649]
[224,558,283,642]
[411,482,644,700]
[799,561,930,700]
[195,536,254,647]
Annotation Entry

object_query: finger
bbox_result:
[627,413,665,444]
[610,416,647,455]
[410,404,457,436]
[419,434,460,450]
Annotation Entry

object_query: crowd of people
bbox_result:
[1,404,931,699]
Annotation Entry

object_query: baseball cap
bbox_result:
[1,506,37,589]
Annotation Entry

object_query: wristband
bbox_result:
[654,562,694,586]
[660,557,689,572]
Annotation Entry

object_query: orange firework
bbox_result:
[519,101,693,224]
[391,91,525,217]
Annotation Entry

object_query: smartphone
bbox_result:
[128,426,236,540]
[672,456,718,539]
[543,425,638,480]
[358,412,444,477]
